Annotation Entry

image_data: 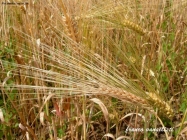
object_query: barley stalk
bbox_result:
[1,40,173,119]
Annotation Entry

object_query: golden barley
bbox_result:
[123,19,146,35]
[146,92,174,119]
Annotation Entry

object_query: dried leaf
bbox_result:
[19,123,26,131]
[116,136,131,140]
[90,98,109,125]
[53,102,62,117]
[36,38,40,47]
[40,112,45,126]
[102,133,115,139]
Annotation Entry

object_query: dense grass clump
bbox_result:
[0,0,187,139]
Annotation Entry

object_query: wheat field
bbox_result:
[0,0,187,139]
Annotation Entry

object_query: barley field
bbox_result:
[0,0,187,139]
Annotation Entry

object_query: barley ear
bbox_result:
[60,1,79,43]
[97,85,149,108]
[123,19,146,35]
[146,92,174,119]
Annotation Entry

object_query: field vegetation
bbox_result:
[0,0,187,139]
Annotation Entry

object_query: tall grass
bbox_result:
[0,0,187,139]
